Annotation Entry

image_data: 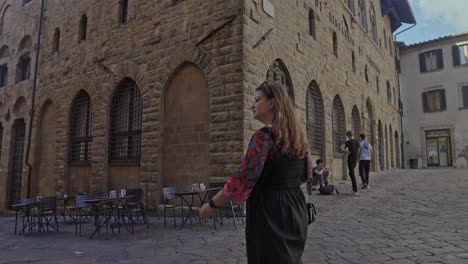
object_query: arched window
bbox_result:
[79,14,87,41]
[343,16,349,37]
[332,95,346,153]
[309,9,316,40]
[393,87,397,106]
[69,91,93,165]
[352,51,356,73]
[359,0,368,31]
[109,77,143,165]
[306,81,324,155]
[387,81,392,104]
[16,55,30,83]
[370,4,378,43]
[119,0,129,24]
[351,106,361,138]
[266,59,294,99]
[0,45,9,59]
[333,31,338,57]
[52,28,60,52]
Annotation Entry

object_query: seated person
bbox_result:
[311,159,330,189]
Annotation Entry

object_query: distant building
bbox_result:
[399,32,468,168]
[0,0,414,209]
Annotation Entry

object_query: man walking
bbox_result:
[358,133,373,189]
[341,131,360,195]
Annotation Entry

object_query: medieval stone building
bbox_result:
[0,0,414,209]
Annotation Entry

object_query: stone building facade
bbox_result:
[400,33,468,169]
[0,0,413,209]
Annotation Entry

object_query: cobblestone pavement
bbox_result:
[1,168,468,264]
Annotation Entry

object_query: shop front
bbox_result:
[425,129,452,167]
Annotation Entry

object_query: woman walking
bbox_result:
[199,81,312,264]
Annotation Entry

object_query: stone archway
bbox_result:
[366,99,376,171]
[378,120,384,171]
[163,62,209,190]
[32,101,58,196]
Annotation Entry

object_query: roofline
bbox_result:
[400,32,468,49]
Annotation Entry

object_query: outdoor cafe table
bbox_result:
[174,187,221,229]
[84,195,135,239]
[11,202,34,235]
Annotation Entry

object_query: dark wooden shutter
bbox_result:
[440,90,446,110]
[462,86,468,108]
[452,45,461,66]
[422,92,428,112]
[436,49,444,69]
[419,53,427,73]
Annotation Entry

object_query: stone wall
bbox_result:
[242,0,402,181]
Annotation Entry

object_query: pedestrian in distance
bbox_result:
[199,80,312,264]
[341,131,360,195]
[358,133,372,189]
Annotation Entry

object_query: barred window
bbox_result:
[370,4,378,43]
[332,95,346,153]
[109,78,142,165]
[422,89,446,112]
[266,59,293,99]
[359,0,368,31]
[306,82,324,155]
[351,106,361,139]
[69,91,93,165]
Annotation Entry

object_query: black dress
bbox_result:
[245,150,308,264]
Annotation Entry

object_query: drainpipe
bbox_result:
[25,0,45,198]
[394,22,417,169]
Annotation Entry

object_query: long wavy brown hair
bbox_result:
[256,81,309,159]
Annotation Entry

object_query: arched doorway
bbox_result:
[163,63,209,190]
[366,99,376,171]
[332,95,346,179]
[378,120,384,171]
[389,124,394,169]
[395,131,400,168]
[385,124,389,170]
[32,101,58,196]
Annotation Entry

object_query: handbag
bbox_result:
[306,182,316,225]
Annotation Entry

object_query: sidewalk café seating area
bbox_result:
[9,184,245,238]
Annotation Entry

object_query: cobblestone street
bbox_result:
[1,168,468,264]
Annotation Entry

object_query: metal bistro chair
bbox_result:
[209,182,244,230]
[36,196,59,232]
[13,198,34,235]
[126,188,148,227]
[73,194,92,236]
[162,187,180,228]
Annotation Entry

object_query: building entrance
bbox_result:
[425,130,452,167]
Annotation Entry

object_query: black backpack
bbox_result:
[319,185,339,195]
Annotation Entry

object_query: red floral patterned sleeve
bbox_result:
[221,128,273,205]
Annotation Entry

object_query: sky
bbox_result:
[397,0,468,45]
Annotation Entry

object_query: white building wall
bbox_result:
[400,34,468,168]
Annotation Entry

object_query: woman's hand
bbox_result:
[199,203,214,219]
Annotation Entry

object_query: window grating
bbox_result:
[69,91,93,165]
[306,83,324,155]
[109,78,142,166]
[266,60,293,98]
[332,96,346,153]
[351,106,361,139]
